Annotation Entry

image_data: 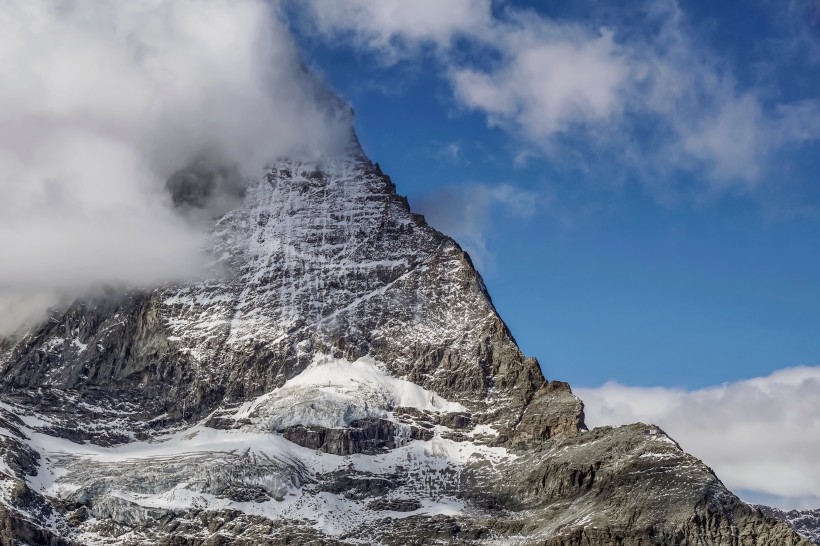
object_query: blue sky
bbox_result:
[287,0,820,391]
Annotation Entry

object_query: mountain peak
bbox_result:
[1,150,582,442]
[0,148,809,545]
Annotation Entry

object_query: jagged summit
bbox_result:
[0,147,581,443]
[0,142,810,544]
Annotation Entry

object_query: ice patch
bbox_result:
[234,354,466,430]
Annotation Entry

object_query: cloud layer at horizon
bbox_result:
[0,0,350,334]
[577,366,820,509]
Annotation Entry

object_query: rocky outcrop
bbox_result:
[759,506,820,545]
[0,140,809,545]
[281,418,434,455]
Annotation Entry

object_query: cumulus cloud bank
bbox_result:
[0,0,350,334]
[576,366,820,509]
[298,0,820,197]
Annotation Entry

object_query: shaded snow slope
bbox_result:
[1,392,511,543]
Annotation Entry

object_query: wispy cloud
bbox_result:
[577,366,820,509]
[295,0,493,62]
[297,0,820,200]
[449,22,628,139]
[413,183,537,269]
[435,141,462,163]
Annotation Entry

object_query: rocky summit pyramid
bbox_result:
[0,134,810,545]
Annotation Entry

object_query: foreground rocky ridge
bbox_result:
[0,144,810,545]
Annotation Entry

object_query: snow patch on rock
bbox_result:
[235,354,467,430]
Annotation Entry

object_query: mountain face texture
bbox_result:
[0,141,811,545]
[758,507,820,545]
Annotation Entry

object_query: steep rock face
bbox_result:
[0,143,808,545]
[0,150,573,444]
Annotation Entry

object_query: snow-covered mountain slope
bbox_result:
[0,143,809,545]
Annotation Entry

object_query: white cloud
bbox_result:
[298,0,820,197]
[0,0,350,334]
[298,0,493,61]
[629,2,820,193]
[413,183,537,269]
[450,26,628,138]
[576,366,820,509]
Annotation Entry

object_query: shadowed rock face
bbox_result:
[166,158,246,220]
[0,141,809,545]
